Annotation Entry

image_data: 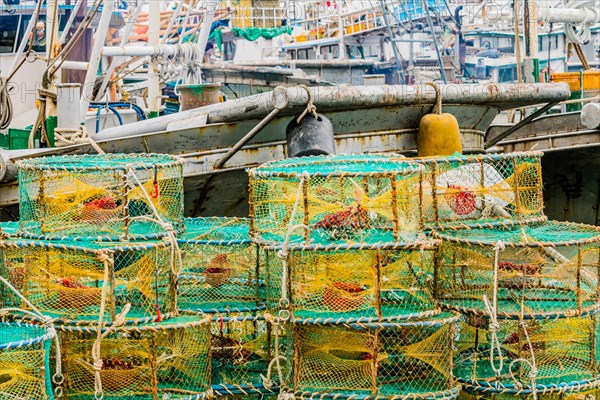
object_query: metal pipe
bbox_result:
[538,7,600,24]
[196,1,219,80]
[484,100,560,148]
[95,0,147,101]
[148,0,161,117]
[61,60,90,70]
[59,0,85,44]
[80,0,118,122]
[94,83,571,140]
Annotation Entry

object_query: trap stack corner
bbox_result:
[0,153,213,399]
[177,216,279,397]
[420,151,600,398]
[248,153,460,399]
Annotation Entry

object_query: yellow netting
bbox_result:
[415,152,544,229]
[287,316,456,397]
[60,315,211,399]
[435,232,600,318]
[18,154,184,240]
[210,315,276,388]
[249,155,422,244]
[454,315,598,393]
[0,241,175,323]
[265,245,437,320]
[0,322,53,400]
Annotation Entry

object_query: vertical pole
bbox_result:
[196,0,219,81]
[80,0,118,122]
[337,8,347,59]
[523,0,540,82]
[148,0,161,118]
[46,0,60,117]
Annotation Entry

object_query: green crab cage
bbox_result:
[17,154,184,241]
[209,313,281,397]
[177,218,266,314]
[432,221,600,319]
[280,314,460,399]
[413,152,545,230]
[0,238,176,324]
[56,314,211,399]
[248,154,424,244]
[0,321,55,399]
[454,311,600,397]
[262,241,440,322]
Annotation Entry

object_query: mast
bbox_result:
[523,0,539,82]
[45,0,61,117]
[148,0,161,118]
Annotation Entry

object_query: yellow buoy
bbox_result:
[417,82,462,157]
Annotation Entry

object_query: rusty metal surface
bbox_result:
[95,83,572,141]
[489,112,600,153]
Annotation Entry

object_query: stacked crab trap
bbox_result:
[0,154,214,399]
[415,152,600,399]
[248,154,461,399]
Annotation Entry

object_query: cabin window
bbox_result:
[320,44,339,59]
[498,66,516,82]
[18,15,49,53]
[297,48,308,60]
[0,15,20,53]
[287,49,296,59]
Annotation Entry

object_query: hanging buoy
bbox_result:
[286,113,336,158]
[417,82,462,157]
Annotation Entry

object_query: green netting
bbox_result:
[177,218,266,313]
[0,321,54,400]
[209,313,280,394]
[264,241,439,321]
[412,151,545,230]
[454,313,600,396]
[0,222,19,237]
[0,238,176,324]
[232,26,293,41]
[433,221,600,318]
[56,314,211,399]
[249,154,423,244]
[17,154,184,241]
[282,314,460,399]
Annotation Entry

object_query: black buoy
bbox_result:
[286,113,335,158]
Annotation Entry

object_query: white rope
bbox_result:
[92,252,131,400]
[0,276,64,398]
[54,126,106,155]
[124,167,183,275]
[276,171,311,320]
[564,0,598,45]
[508,320,538,399]
[0,77,13,130]
[295,85,318,124]
[482,240,505,384]
[261,317,286,391]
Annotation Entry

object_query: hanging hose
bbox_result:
[0,78,13,130]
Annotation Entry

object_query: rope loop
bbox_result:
[424,81,443,114]
[296,85,318,123]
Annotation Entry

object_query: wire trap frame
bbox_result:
[454,309,600,398]
[432,221,600,320]
[0,237,176,324]
[209,313,281,397]
[248,154,423,245]
[177,218,265,314]
[280,313,460,399]
[56,314,212,399]
[0,321,55,400]
[17,153,184,241]
[412,151,545,230]
[262,240,440,322]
